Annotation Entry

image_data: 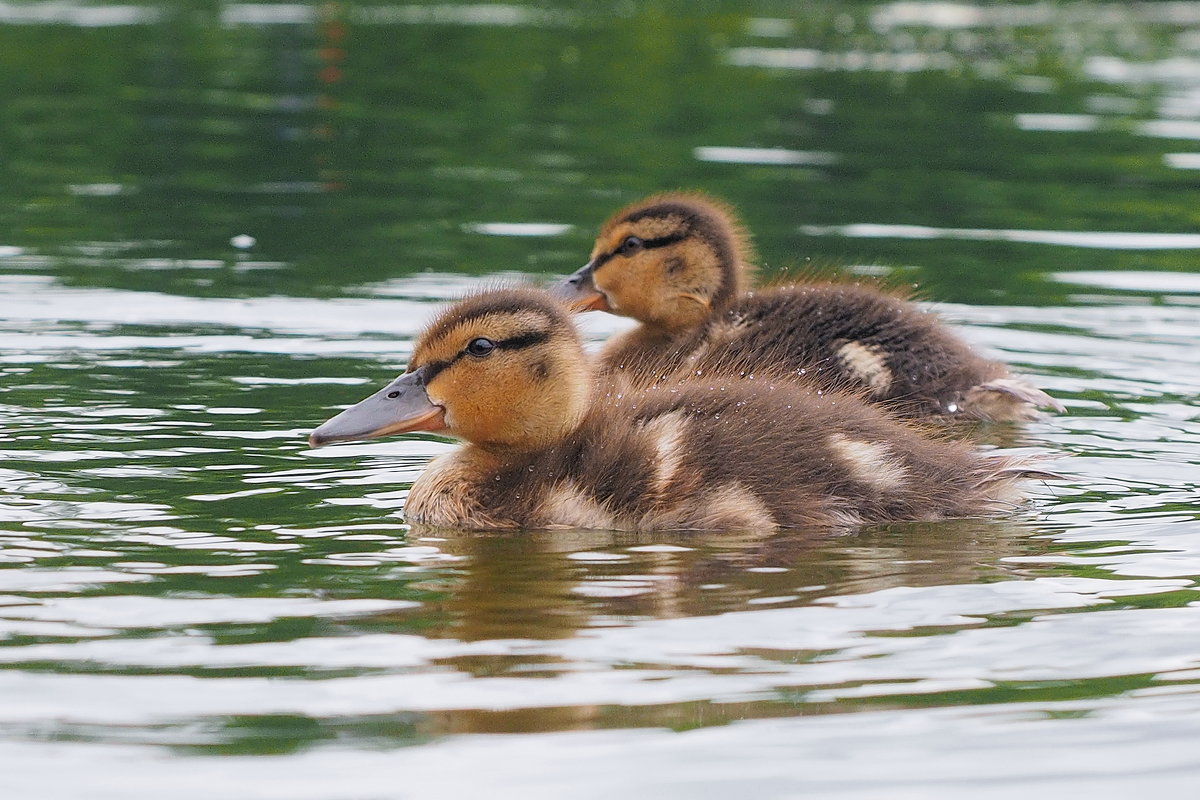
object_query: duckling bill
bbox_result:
[310,288,1046,531]
[310,369,446,446]
[554,192,1062,422]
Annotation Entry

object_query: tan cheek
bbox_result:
[426,370,480,432]
[428,362,526,440]
[422,375,453,415]
[593,267,626,307]
[596,257,665,317]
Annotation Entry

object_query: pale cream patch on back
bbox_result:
[837,341,892,392]
[696,481,776,529]
[638,411,690,496]
[828,433,909,492]
[539,481,617,530]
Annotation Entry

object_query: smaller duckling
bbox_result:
[309,288,1046,531]
[554,192,1062,421]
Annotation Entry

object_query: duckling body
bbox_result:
[310,289,1043,531]
[605,281,1042,419]
[556,193,1061,421]
[406,382,1033,530]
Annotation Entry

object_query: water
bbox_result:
[2,2,1200,796]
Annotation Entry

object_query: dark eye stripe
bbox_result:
[593,232,687,272]
[414,330,551,382]
[420,358,452,383]
[642,233,687,250]
[496,330,550,351]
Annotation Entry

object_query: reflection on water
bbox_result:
[2,1,1200,797]
[802,223,1200,249]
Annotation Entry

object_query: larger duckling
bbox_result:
[309,288,1044,531]
[554,193,1061,421]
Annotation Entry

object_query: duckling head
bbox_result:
[554,192,754,334]
[309,289,590,452]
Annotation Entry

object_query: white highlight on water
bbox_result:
[801,223,1200,250]
[462,222,573,237]
[693,146,839,166]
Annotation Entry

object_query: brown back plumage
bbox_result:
[607,282,1011,418]
[331,289,1051,531]
[405,371,1039,531]
[567,193,1060,422]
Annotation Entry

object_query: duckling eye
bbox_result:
[618,235,644,256]
[466,337,496,357]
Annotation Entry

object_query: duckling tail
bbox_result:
[960,378,1065,422]
[974,454,1064,508]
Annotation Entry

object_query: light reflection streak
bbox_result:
[801,223,1200,250]
[1014,113,1100,131]
[727,46,956,73]
[693,146,838,166]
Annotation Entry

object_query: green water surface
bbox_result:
[2,2,1200,797]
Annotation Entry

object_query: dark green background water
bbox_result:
[2,2,1200,797]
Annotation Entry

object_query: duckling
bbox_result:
[554,192,1062,421]
[309,288,1046,531]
